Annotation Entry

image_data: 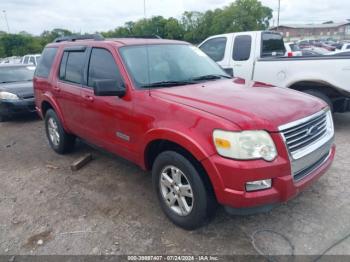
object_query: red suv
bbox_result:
[34,35,335,229]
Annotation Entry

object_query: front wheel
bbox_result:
[45,109,75,154]
[152,151,216,230]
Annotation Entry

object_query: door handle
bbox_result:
[83,95,94,102]
[53,86,61,92]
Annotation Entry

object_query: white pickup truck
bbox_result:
[199,31,350,113]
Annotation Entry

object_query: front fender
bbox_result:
[141,126,228,196]
[142,127,214,164]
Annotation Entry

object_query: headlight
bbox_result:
[213,130,277,161]
[0,91,19,100]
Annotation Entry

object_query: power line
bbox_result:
[277,0,280,30]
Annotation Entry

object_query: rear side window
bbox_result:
[347,45,350,50]
[29,56,35,65]
[261,33,286,57]
[232,35,252,61]
[88,48,121,87]
[23,56,29,64]
[35,47,58,78]
[290,44,300,51]
[59,51,85,84]
[199,37,227,62]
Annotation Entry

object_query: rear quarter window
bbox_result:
[261,33,286,57]
[35,47,58,78]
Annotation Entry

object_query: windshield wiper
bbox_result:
[140,80,195,88]
[191,74,231,82]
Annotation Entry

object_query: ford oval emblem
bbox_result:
[307,125,319,137]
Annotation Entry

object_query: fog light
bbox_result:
[246,179,272,192]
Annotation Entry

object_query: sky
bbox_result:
[0,0,349,35]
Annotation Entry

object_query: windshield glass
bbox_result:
[119,44,228,88]
[0,66,35,83]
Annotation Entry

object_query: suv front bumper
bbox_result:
[201,142,335,214]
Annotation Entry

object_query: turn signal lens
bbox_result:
[214,138,231,149]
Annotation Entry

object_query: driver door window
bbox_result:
[88,48,122,88]
[199,37,227,62]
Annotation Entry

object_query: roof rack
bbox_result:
[53,34,104,43]
[120,35,162,39]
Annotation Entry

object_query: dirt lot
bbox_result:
[0,113,349,256]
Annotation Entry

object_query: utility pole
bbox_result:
[2,10,10,33]
[277,0,280,30]
[143,0,146,19]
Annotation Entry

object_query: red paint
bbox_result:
[34,39,334,210]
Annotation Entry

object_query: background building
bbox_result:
[270,21,350,41]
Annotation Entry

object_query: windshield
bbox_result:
[119,44,229,88]
[0,66,35,83]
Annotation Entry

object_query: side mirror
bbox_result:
[93,79,126,97]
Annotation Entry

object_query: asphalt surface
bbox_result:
[0,113,349,256]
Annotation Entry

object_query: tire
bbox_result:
[304,89,333,112]
[152,151,216,230]
[44,109,75,154]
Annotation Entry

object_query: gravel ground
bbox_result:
[0,113,349,256]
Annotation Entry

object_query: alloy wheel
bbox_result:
[159,165,194,216]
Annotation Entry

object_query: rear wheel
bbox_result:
[45,109,75,154]
[304,89,333,112]
[152,151,216,230]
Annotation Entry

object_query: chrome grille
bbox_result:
[282,112,327,154]
[279,109,334,181]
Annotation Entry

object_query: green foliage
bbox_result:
[0,0,272,58]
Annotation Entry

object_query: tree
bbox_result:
[0,0,273,58]
[40,28,72,45]
[164,18,185,39]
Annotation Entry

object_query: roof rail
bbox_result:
[120,35,162,39]
[53,34,104,43]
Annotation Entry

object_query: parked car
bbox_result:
[199,31,350,113]
[284,42,302,57]
[301,49,324,56]
[0,64,36,121]
[325,50,350,56]
[298,40,311,49]
[34,35,335,229]
[0,56,21,64]
[301,46,330,55]
[339,43,350,51]
[20,54,41,66]
[320,43,336,52]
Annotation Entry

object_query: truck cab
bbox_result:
[199,31,350,113]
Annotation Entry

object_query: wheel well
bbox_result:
[144,139,216,199]
[289,81,340,99]
[41,101,54,117]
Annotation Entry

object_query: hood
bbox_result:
[150,79,326,132]
[0,81,34,99]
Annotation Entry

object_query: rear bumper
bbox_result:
[202,144,335,212]
[0,98,35,117]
